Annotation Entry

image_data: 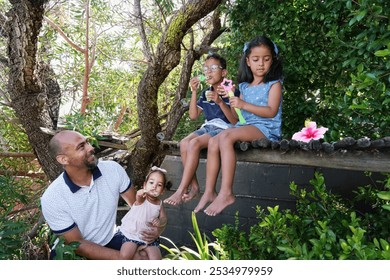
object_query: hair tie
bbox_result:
[151,166,167,174]
[273,41,279,56]
[243,42,249,53]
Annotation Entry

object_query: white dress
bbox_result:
[120,199,161,243]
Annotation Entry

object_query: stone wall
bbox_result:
[117,155,384,249]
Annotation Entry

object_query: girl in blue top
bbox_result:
[194,35,283,216]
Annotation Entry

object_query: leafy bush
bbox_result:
[0,175,48,260]
[0,213,29,260]
[213,172,390,259]
[377,175,390,211]
[49,235,83,260]
[0,176,32,259]
[225,0,390,140]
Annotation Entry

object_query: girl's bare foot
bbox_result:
[182,185,200,202]
[164,191,184,205]
[204,194,235,216]
[194,192,217,213]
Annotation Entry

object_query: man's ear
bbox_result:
[56,154,68,165]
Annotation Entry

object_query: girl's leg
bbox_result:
[119,241,139,260]
[144,246,162,260]
[165,134,210,205]
[204,126,265,216]
[194,134,222,212]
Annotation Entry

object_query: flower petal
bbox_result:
[292,131,311,142]
[306,122,317,129]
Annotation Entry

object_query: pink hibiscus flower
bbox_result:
[292,122,328,143]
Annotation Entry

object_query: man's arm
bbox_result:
[158,205,167,230]
[141,204,167,243]
[120,185,136,206]
[62,227,120,260]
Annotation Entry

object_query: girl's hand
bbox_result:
[189,77,200,92]
[229,96,244,109]
[134,189,147,205]
[136,189,146,197]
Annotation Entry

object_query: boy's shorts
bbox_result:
[194,125,224,137]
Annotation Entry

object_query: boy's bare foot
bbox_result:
[164,191,183,205]
[182,185,200,202]
[194,192,217,213]
[204,194,235,216]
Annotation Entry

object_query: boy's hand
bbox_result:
[216,84,234,99]
[207,90,222,104]
[189,77,200,92]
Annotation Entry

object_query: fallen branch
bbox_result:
[0,170,46,178]
[0,152,36,158]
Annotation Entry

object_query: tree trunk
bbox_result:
[128,0,223,187]
[165,9,225,140]
[6,0,61,181]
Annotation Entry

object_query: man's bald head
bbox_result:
[48,130,83,158]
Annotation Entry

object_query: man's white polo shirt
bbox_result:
[41,160,131,246]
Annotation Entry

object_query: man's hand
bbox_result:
[140,223,160,244]
[151,217,161,227]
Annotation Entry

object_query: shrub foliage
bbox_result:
[212,172,390,259]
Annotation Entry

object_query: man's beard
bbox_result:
[85,154,98,171]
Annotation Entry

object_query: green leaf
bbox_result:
[381,204,390,211]
[377,191,390,200]
[375,49,390,57]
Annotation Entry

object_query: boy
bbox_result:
[164,53,238,205]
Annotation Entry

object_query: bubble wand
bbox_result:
[221,78,246,124]
[195,74,206,91]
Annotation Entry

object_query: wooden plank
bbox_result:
[97,140,127,150]
[165,146,390,173]
[235,149,389,173]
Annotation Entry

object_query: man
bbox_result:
[41,130,162,259]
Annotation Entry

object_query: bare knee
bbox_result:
[187,138,204,152]
[179,139,190,153]
[208,137,220,152]
[219,131,236,147]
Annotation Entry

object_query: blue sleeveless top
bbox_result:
[236,80,282,141]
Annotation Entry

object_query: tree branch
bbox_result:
[43,16,86,53]
[0,12,8,37]
[134,0,154,64]
[0,152,36,157]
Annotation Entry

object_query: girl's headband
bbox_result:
[243,41,279,56]
[151,166,167,173]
